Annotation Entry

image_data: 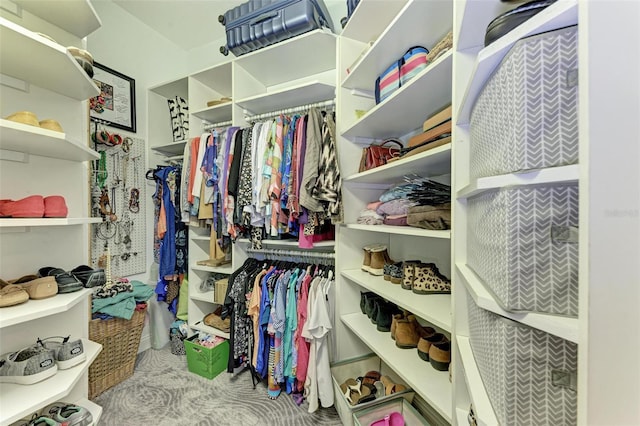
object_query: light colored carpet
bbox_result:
[93,345,343,426]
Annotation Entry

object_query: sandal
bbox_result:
[380,375,407,395]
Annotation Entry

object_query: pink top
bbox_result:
[295,272,313,391]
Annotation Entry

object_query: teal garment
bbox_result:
[92,280,155,320]
[283,268,300,392]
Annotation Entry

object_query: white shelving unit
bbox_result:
[236,81,335,115]
[0,5,103,423]
[335,1,454,423]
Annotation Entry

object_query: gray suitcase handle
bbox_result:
[250,11,279,26]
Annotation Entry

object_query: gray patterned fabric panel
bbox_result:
[467,296,578,425]
[470,25,579,179]
[468,184,579,316]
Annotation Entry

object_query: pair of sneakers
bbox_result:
[38,265,106,294]
[12,401,93,426]
[0,336,85,385]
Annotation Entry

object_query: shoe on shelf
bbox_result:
[41,401,93,426]
[401,260,421,290]
[369,246,392,276]
[0,279,29,308]
[37,336,85,370]
[375,301,399,332]
[70,265,106,288]
[394,317,420,349]
[387,262,403,284]
[417,332,447,362]
[380,375,407,395]
[203,305,230,333]
[429,339,451,371]
[38,267,83,294]
[411,263,451,294]
[363,293,382,320]
[1,195,45,218]
[360,291,375,314]
[43,196,68,218]
[9,275,57,299]
[10,413,63,426]
[0,345,57,385]
[361,244,384,273]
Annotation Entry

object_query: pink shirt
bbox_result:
[295,272,313,391]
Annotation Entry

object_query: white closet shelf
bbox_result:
[190,321,230,339]
[456,335,499,426]
[191,263,233,274]
[237,238,335,248]
[340,0,409,43]
[456,164,580,199]
[234,30,336,87]
[191,235,210,242]
[0,289,91,329]
[191,102,233,123]
[236,81,335,115]
[75,398,102,426]
[341,313,452,422]
[343,224,451,239]
[150,140,188,156]
[0,17,99,101]
[0,218,101,228]
[344,144,451,184]
[191,290,214,303]
[341,51,452,140]
[0,119,99,162]
[342,269,452,332]
[0,339,102,426]
[456,408,469,426]
[341,0,452,90]
[456,0,578,125]
[190,61,233,97]
[149,77,188,100]
[456,263,579,343]
[13,0,101,38]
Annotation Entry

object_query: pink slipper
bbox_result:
[3,195,45,218]
[0,199,12,217]
[44,195,68,218]
[370,411,404,426]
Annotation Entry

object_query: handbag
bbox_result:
[359,139,403,172]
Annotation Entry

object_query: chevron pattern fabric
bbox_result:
[468,184,579,316]
[470,26,579,179]
[468,296,578,425]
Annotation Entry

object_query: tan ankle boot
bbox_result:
[394,318,420,348]
[429,339,451,371]
[369,246,389,276]
[361,247,372,272]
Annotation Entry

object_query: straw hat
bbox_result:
[39,119,64,133]
[5,111,39,127]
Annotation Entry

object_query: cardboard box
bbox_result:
[184,336,229,379]
[331,353,414,426]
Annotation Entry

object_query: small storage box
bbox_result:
[184,336,229,379]
[354,398,430,426]
[467,295,578,425]
[470,26,579,179]
[331,353,414,426]
[467,184,579,316]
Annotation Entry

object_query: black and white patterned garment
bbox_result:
[228,268,251,363]
[311,113,341,219]
[236,126,254,225]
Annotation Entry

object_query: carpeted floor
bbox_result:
[93,345,343,426]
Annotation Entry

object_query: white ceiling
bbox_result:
[112,0,246,50]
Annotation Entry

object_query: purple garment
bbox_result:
[376,198,414,216]
[383,215,408,226]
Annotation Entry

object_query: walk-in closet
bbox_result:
[0,0,638,425]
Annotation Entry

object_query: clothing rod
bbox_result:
[246,247,335,261]
[203,119,233,130]
[244,99,335,122]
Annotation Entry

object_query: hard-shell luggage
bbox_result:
[341,0,360,28]
[467,295,578,426]
[219,0,333,56]
[470,25,579,179]
[484,0,557,46]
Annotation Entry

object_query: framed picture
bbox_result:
[90,62,136,133]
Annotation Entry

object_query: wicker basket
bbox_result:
[88,307,147,399]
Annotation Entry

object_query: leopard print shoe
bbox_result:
[401,260,421,290]
[412,262,451,294]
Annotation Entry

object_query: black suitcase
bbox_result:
[484,0,557,46]
[340,0,360,28]
[219,0,333,56]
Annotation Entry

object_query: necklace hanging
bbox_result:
[129,155,140,213]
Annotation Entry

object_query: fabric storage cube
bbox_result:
[184,336,229,379]
[467,184,579,316]
[467,295,578,425]
[354,398,430,426]
[470,25,579,179]
[331,353,414,426]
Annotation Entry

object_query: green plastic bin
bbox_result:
[184,335,229,379]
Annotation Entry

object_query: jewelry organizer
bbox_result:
[90,122,146,277]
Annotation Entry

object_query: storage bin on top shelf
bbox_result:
[467,183,579,316]
[467,294,578,426]
[470,25,579,179]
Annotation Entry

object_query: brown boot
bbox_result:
[417,333,447,361]
[369,246,389,276]
[394,318,420,349]
[361,244,383,273]
[429,339,451,371]
[390,311,410,340]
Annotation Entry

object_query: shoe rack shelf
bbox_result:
[342,269,451,332]
[0,119,100,162]
[342,224,451,239]
[12,0,101,39]
[0,17,99,101]
[0,289,92,329]
[0,339,102,426]
[341,312,452,422]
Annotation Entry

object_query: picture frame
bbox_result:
[90,62,137,133]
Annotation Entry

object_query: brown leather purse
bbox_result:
[359,139,403,172]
